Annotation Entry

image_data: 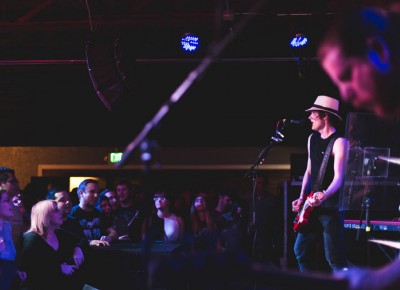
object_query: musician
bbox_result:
[291,95,349,273]
[317,5,400,290]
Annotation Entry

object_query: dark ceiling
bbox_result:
[0,0,386,150]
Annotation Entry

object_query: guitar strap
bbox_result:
[312,135,338,192]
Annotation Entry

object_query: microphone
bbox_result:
[282,119,305,126]
[276,118,306,133]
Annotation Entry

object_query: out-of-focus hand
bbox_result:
[72,247,84,266]
[335,267,380,290]
[89,239,110,247]
[61,263,77,276]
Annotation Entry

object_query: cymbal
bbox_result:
[378,156,400,165]
[369,239,400,249]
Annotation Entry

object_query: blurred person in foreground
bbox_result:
[317,4,400,290]
[318,4,400,120]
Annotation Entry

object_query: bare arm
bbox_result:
[322,136,348,201]
[97,226,118,245]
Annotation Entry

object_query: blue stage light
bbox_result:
[289,34,308,48]
[180,33,200,53]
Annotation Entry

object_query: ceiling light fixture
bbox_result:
[289,33,308,48]
[180,33,200,53]
[289,32,311,79]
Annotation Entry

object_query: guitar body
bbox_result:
[293,192,315,232]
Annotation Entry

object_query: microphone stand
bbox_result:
[115,0,270,169]
[365,196,371,266]
[356,181,394,266]
[244,129,285,179]
[356,180,371,265]
[244,126,285,262]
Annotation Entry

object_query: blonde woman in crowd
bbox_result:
[20,200,85,290]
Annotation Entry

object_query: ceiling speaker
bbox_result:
[85,36,134,111]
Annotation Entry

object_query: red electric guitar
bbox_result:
[293,192,324,232]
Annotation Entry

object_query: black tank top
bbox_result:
[309,131,340,209]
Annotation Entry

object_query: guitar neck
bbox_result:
[301,201,310,212]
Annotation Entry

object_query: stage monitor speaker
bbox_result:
[85,36,135,111]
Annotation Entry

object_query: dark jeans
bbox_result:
[293,209,347,272]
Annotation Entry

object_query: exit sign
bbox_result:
[109,152,123,163]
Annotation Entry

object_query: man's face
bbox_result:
[308,111,325,132]
[116,184,130,203]
[54,190,72,218]
[0,173,20,198]
[81,182,99,207]
[321,45,397,119]
[221,195,232,209]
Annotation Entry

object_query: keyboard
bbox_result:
[344,219,400,232]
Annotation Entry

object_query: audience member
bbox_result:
[0,167,27,263]
[317,5,400,289]
[99,188,119,214]
[218,194,249,254]
[46,188,89,251]
[69,187,79,207]
[0,189,26,290]
[69,179,117,247]
[113,180,146,241]
[172,191,191,233]
[95,194,114,226]
[250,174,282,267]
[190,192,218,253]
[20,200,85,290]
[213,190,233,232]
[46,188,72,219]
[147,189,184,242]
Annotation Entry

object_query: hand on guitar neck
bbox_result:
[292,191,325,232]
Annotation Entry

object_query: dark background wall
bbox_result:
[0,58,351,148]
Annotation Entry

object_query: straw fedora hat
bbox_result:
[305,95,342,121]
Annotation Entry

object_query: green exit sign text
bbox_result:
[109,152,123,163]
